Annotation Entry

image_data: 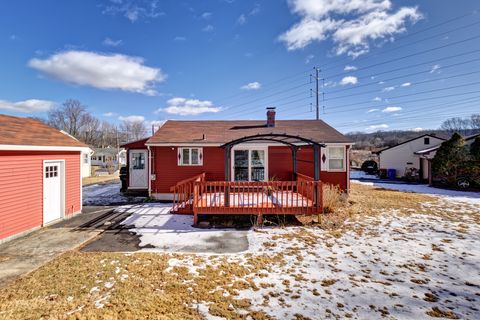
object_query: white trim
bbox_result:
[79,154,83,212]
[147,146,152,197]
[43,160,66,226]
[147,142,353,147]
[151,193,174,201]
[0,144,90,152]
[231,145,268,182]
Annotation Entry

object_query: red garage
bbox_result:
[0,114,90,243]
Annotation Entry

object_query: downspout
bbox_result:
[147,145,152,197]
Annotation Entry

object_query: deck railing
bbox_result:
[171,173,323,224]
[170,172,206,214]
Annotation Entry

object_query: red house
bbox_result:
[0,114,90,243]
[124,108,353,223]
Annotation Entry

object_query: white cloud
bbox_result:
[241,82,262,90]
[103,112,117,117]
[102,37,123,47]
[382,106,402,113]
[372,96,382,102]
[237,14,247,25]
[102,0,165,22]
[119,115,145,122]
[430,64,441,74]
[340,76,358,85]
[174,36,187,41]
[159,97,221,116]
[305,54,314,64]
[367,124,389,130]
[382,86,395,92]
[400,82,411,87]
[367,108,379,113]
[280,0,422,57]
[410,127,423,132]
[344,65,357,71]
[201,12,212,19]
[29,50,165,95]
[0,99,55,113]
[202,25,214,32]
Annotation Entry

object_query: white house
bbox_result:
[376,134,445,180]
[91,147,126,167]
[415,133,480,183]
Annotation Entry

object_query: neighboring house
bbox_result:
[415,133,480,184]
[376,134,445,180]
[122,108,353,201]
[91,147,125,167]
[0,114,90,243]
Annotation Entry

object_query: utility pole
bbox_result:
[310,67,321,120]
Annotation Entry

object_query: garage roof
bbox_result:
[0,114,88,149]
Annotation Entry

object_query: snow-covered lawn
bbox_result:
[1,183,479,319]
[83,182,145,206]
[350,170,379,180]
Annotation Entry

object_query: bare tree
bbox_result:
[47,99,89,137]
[120,120,148,142]
[440,117,471,136]
[471,114,480,130]
[81,114,101,145]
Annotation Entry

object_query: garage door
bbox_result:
[43,161,63,224]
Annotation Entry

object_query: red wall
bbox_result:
[150,145,348,193]
[151,147,225,193]
[0,151,81,240]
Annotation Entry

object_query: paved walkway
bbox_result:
[0,207,114,287]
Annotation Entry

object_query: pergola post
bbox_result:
[291,146,298,180]
[224,146,231,207]
[313,144,320,211]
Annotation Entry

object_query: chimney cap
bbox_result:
[266,106,276,111]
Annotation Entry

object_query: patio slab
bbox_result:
[0,206,115,287]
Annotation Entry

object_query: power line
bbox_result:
[323,34,480,80]
[324,70,480,102]
[320,12,480,72]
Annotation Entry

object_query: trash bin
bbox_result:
[119,166,127,192]
[387,169,396,180]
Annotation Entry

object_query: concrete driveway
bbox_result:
[0,206,115,287]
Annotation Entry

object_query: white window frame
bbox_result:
[326,146,346,172]
[178,147,203,166]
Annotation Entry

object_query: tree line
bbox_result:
[35,99,150,148]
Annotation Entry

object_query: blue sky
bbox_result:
[1,0,479,133]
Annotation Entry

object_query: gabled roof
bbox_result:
[415,132,480,155]
[146,120,353,145]
[375,134,445,155]
[0,114,88,150]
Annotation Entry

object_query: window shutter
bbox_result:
[177,148,182,165]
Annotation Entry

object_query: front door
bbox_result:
[129,150,148,188]
[43,162,63,224]
[233,149,266,181]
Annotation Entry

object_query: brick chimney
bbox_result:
[266,107,276,127]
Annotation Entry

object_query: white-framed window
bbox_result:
[327,146,345,171]
[178,147,203,166]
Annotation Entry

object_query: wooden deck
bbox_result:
[171,173,323,224]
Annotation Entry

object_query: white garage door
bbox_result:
[43,161,64,224]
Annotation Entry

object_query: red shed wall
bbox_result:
[0,151,81,241]
[151,145,348,193]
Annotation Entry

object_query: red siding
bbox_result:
[0,151,81,240]
[151,147,225,193]
[150,145,348,193]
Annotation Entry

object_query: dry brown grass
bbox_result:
[82,175,119,186]
[0,252,278,319]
